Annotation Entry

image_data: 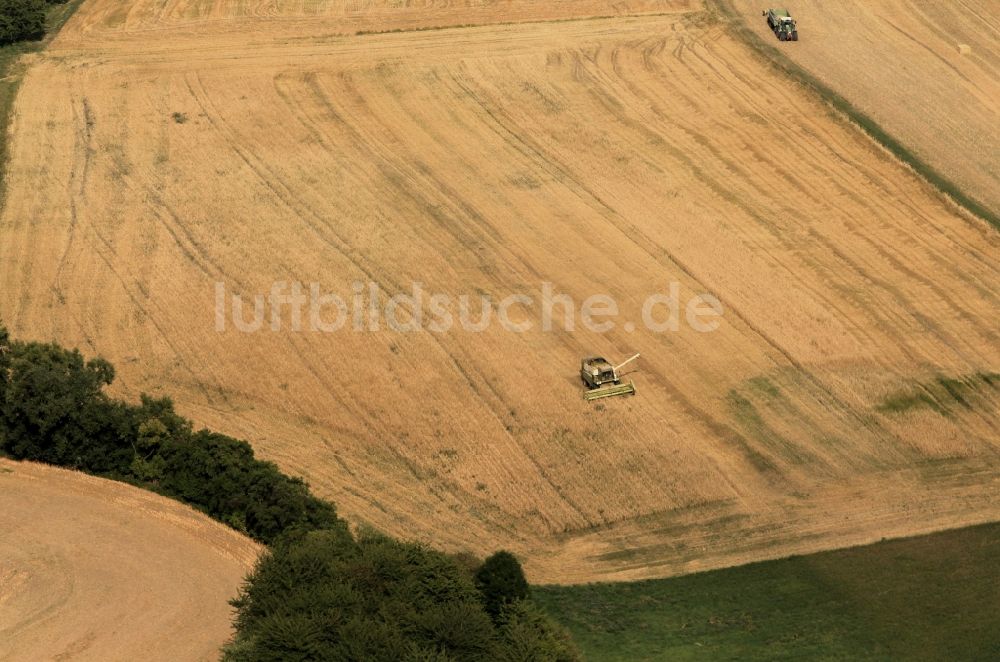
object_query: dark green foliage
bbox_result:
[0,325,10,400]
[0,0,46,45]
[0,326,340,544]
[475,550,530,621]
[0,340,131,472]
[153,430,340,541]
[226,531,537,661]
[877,372,1000,416]
[496,601,580,662]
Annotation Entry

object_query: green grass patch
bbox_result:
[877,372,999,416]
[535,522,1000,660]
[877,390,944,415]
[710,0,999,230]
[746,376,781,399]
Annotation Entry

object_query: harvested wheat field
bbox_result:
[1,0,998,584]
[726,0,1000,216]
[0,459,260,661]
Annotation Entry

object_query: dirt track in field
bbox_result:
[726,0,1000,216]
[0,460,260,661]
[1,0,998,584]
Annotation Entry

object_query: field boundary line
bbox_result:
[353,10,696,36]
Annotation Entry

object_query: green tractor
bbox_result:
[763,8,798,41]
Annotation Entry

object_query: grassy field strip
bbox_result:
[536,522,1000,660]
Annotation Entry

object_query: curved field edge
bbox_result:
[0,0,84,210]
[710,0,999,231]
[535,521,1000,660]
[0,458,260,661]
[0,329,579,659]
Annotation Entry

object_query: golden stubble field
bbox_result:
[0,460,260,661]
[1,0,998,583]
[727,0,1000,215]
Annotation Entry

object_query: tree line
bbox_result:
[0,0,66,46]
[0,325,578,660]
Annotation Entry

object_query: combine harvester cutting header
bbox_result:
[763,8,799,41]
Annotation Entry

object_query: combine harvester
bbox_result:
[581,354,640,401]
[763,8,799,41]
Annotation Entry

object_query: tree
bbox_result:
[475,551,530,621]
[226,530,503,661]
[0,340,128,471]
[0,324,10,400]
[0,0,46,45]
[0,330,339,544]
[155,430,342,543]
[497,601,580,662]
